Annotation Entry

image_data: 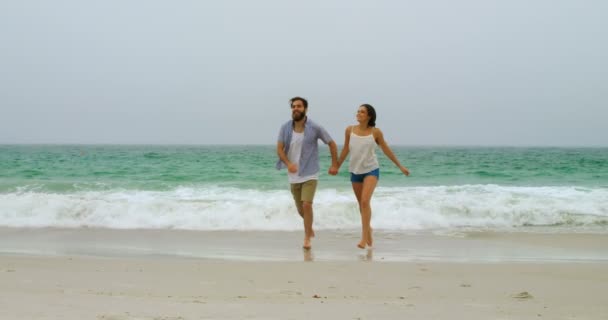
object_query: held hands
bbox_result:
[289,163,339,175]
[400,166,410,176]
[328,166,338,176]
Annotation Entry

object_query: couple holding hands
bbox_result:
[276,97,410,250]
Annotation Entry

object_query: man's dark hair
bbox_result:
[290,96,308,109]
[361,104,376,127]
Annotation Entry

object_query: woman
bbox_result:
[337,104,410,249]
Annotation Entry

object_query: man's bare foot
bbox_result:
[303,238,312,250]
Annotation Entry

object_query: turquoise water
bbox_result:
[1,145,607,231]
[1,145,606,192]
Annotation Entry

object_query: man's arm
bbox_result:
[327,140,338,175]
[316,123,339,175]
[277,141,297,173]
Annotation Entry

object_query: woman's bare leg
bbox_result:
[359,175,378,248]
[351,182,365,248]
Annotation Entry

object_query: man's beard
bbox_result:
[292,111,306,121]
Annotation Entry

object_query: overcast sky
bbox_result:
[1,0,606,146]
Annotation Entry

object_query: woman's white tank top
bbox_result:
[348,126,379,174]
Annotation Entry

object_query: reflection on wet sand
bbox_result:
[303,248,314,261]
[358,248,373,261]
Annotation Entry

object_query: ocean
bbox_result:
[1,145,607,233]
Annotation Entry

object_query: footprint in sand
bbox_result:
[511,291,533,299]
[97,315,184,320]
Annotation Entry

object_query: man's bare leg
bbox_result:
[302,201,314,249]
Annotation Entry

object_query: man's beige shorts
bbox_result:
[290,179,318,204]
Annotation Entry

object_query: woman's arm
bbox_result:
[374,128,410,176]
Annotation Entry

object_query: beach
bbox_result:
[1,228,608,319]
[1,145,607,318]
[2,0,608,314]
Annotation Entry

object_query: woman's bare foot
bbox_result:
[357,240,366,249]
[367,228,373,247]
[302,238,312,250]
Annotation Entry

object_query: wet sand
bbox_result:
[1,227,607,263]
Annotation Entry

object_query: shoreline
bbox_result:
[1,227,607,263]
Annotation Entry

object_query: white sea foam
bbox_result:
[1,185,606,231]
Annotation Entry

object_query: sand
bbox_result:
[1,228,607,319]
[1,255,606,319]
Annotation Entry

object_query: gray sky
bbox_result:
[1,0,606,146]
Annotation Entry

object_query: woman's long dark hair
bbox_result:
[361,104,376,127]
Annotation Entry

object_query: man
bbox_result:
[276,96,338,250]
